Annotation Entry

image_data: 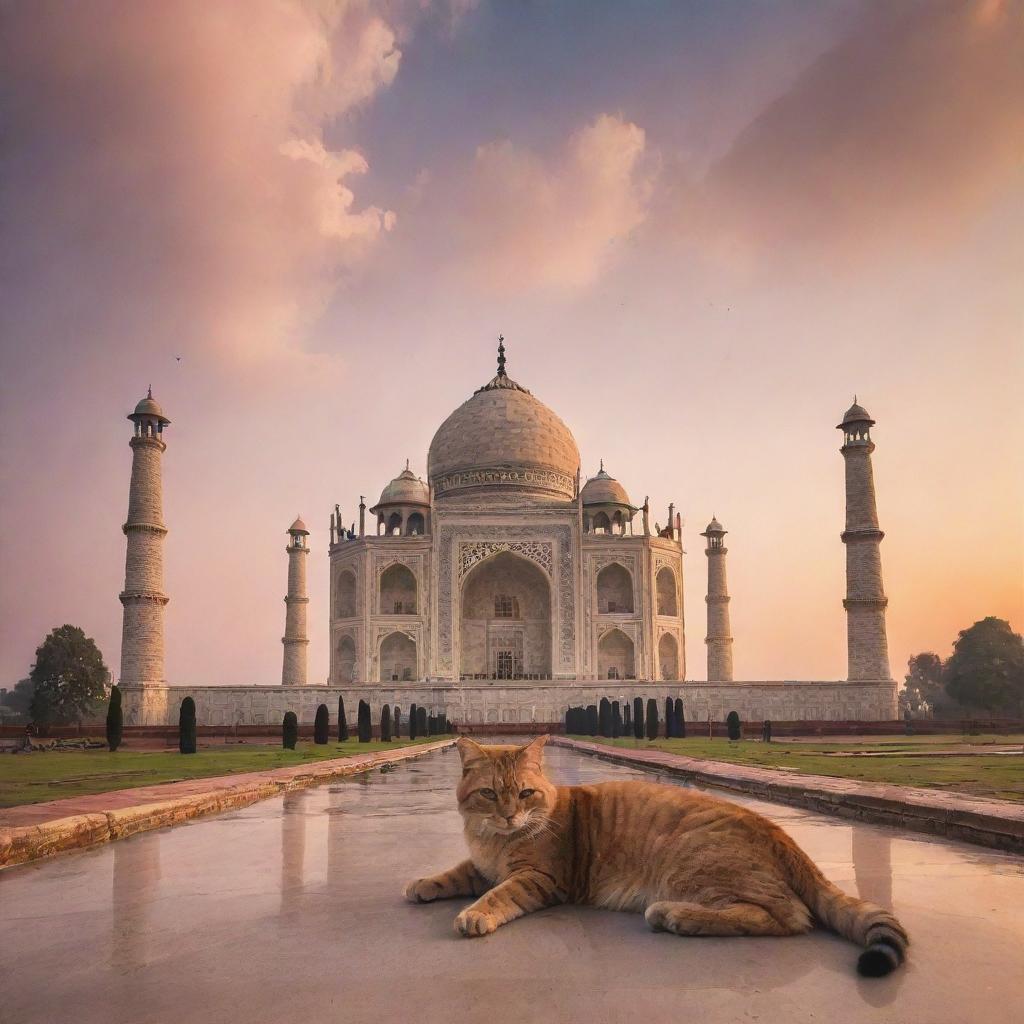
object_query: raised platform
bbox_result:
[120,678,898,727]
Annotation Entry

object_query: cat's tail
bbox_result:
[778,837,909,977]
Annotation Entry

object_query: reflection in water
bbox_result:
[110,834,162,971]
[852,828,893,909]
[327,785,345,893]
[280,790,308,914]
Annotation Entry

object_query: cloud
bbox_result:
[694,0,1024,264]
[456,114,654,291]
[0,0,401,368]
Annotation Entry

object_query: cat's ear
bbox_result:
[517,734,548,768]
[456,736,487,766]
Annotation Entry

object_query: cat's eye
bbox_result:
[519,789,536,799]
[479,788,497,800]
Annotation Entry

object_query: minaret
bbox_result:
[119,389,170,687]
[838,400,891,680]
[282,517,310,686]
[701,516,733,682]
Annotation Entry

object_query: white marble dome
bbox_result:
[428,369,579,502]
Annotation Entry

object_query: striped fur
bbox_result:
[404,737,909,975]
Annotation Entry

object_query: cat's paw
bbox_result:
[454,908,497,937]
[404,878,441,903]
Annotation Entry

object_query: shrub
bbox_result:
[337,696,349,742]
[611,700,621,738]
[381,704,392,742]
[282,711,298,749]
[598,697,612,737]
[357,699,372,743]
[586,704,599,736]
[179,697,197,754]
[633,697,644,739]
[409,703,418,740]
[314,703,329,744]
[675,698,685,739]
[393,705,401,739]
[726,710,741,741]
[106,685,123,752]
[645,698,658,740]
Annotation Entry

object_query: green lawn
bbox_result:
[0,737,447,808]
[571,735,1024,803]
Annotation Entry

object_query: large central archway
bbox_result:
[460,551,552,680]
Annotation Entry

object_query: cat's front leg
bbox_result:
[454,869,562,937]
[404,858,490,904]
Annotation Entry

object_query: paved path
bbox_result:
[1,742,1022,1024]
[554,736,1024,852]
[0,740,453,867]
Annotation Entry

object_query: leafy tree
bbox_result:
[900,652,948,716]
[633,697,644,739]
[726,710,741,741]
[598,697,612,737]
[314,703,329,744]
[357,700,372,742]
[409,703,418,740]
[179,697,197,754]
[674,698,685,739]
[944,618,1024,716]
[106,686,123,752]
[0,678,34,723]
[381,704,392,742]
[282,711,298,749]
[337,696,349,742]
[645,699,658,740]
[28,625,108,728]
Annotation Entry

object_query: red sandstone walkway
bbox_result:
[553,736,1024,853]
[0,739,455,868]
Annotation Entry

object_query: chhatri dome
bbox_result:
[427,337,580,501]
[376,462,429,507]
[580,461,632,507]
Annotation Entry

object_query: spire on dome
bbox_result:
[497,334,506,377]
[475,333,529,395]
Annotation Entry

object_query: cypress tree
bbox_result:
[598,697,612,737]
[282,711,298,749]
[633,697,644,739]
[357,699,372,742]
[314,703,329,744]
[337,696,349,742]
[586,704,599,736]
[622,701,631,734]
[645,698,659,740]
[178,696,197,754]
[726,710,741,741]
[106,685,123,752]
[665,698,675,738]
[409,703,418,740]
[611,700,621,738]
[417,705,428,737]
[675,698,685,739]
[393,705,401,739]
[381,704,392,742]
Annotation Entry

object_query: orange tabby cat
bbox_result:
[405,736,908,976]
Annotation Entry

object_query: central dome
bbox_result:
[428,345,579,501]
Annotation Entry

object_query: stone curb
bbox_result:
[552,736,1024,854]
[0,740,455,870]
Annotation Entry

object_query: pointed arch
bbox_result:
[656,566,678,616]
[597,561,634,613]
[598,627,635,680]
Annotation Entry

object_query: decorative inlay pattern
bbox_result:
[459,540,553,580]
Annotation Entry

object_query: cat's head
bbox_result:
[455,736,556,837]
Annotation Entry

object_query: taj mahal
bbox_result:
[118,340,898,727]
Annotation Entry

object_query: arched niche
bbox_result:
[598,628,635,680]
[656,566,678,616]
[335,569,357,619]
[336,635,356,683]
[658,632,679,680]
[460,551,552,680]
[379,631,416,682]
[380,563,417,615]
[597,562,634,614]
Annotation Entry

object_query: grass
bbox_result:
[0,737,447,808]
[570,735,1024,803]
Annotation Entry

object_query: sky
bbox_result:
[1,0,1021,688]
